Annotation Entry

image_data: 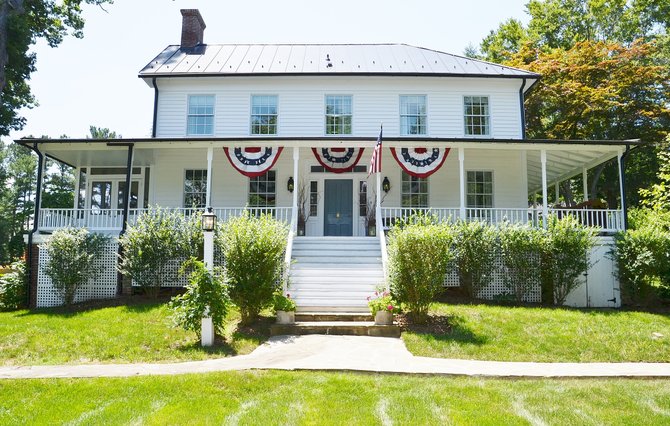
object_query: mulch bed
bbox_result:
[395,313,452,335]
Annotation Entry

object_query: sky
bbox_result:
[7,0,530,142]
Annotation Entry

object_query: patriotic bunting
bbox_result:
[223,147,283,177]
[312,148,365,173]
[390,147,450,178]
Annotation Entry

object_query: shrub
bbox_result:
[168,258,230,338]
[119,208,202,297]
[273,293,296,312]
[217,212,288,324]
[452,220,497,298]
[544,215,597,305]
[498,224,543,304]
[613,209,670,305]
[387,216,453,323]
[41,228,108,305]
[0,261,26,310]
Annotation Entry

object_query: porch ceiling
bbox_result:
[526,149,620,193]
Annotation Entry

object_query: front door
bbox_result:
[324,179,353,236]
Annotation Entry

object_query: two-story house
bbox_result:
[18,9,636,310]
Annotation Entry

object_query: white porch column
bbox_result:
[554,182,560,204]
[582,168,589,201]
[292,146,299,232]
[205,147,213,208]
[458,147,466,220]
[541,149,548,229]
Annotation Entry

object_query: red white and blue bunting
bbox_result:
[390,147,450,178]
[312,148,365,173]
[223,147,283,178]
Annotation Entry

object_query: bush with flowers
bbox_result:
[273,292,297,312]
[367,290,399,316]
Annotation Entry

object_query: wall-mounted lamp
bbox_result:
[202,207,217,232]
[382,176,391,193]
[287,176,295,193]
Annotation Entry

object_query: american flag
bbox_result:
[368,127,383,176]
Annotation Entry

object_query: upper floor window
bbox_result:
[251,95,278,135]
[464,96,490,136]
[187,95,215,135]
[401,171,428,208]
[466,171,493,208]
[400,95,427,135]
[184,169,207,208]
[249,170,276,207]
[325,95,352,135]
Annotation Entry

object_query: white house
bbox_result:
[19,9,636,310]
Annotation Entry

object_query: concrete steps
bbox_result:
[288,237,384,313]
[270,321,400,338]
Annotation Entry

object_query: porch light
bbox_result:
[202,207,217,232]
[382,177,391,193]
[287,176,295,193]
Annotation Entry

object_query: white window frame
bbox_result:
[401,171,429,208]
[466,170,494,208]
[399,95,428,136]
[186,95,215,136]
[183,169,208,209]
[324,95,353,135]
[250,95,279,136]
[248,170,277,207]
[463,95,491,137]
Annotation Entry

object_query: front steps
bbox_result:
[270,312,401,338]
[289,237,384,313]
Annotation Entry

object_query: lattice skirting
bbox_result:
[37,242,120,308]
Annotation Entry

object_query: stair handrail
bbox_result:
[283,200,297,295]
[376,201,388,285]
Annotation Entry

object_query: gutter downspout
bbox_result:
[519,78,527,140]
[151,78,159,138]
[117,143,134,294]
[620,144,631,230]
[25,142,44,308]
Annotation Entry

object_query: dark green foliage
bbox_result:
[0,260,26,310]
[498,224,544,304]
[169,258,230,338]
[41,158,75,208]
[387,216,454,323]
[118,208,202,297]
[273,293,296,312]
[453,220,497,298]
[41,227,108,305]
[216,213,288,324]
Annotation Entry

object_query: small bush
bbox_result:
[498,224,543,304]
[41,228,109,305]
[119,208,202,297]
[0,261,26,310]
[452,220,497,298]
[387,215,453,323]
[544,215,597,305]
[217,212,288,324]
[273,293,296,312]
[169,258,230,338]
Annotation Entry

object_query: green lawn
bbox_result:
[0,299,270,366]
[1,371,670,425]
[402,303,670,362]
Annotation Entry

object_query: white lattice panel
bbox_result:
[37,241,119,308]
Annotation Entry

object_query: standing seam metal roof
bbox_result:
[138,43,539,78]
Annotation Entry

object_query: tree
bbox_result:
[41,158,74,208]
[88,125,120,139]
[0,0,113,136]
[639,136,670,211]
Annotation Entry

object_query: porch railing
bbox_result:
[39,206,293,231]
[381,206,624,232]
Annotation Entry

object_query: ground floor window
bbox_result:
[309,181,318,216]
[184,169,207,208]
[401,172,428,208]
[467,170,493,208]
[249,170,276,207]
[359,181,368,216]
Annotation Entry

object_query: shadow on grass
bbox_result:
[16,296,169,318]
[400,313,488,346]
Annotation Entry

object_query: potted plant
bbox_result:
[367,290,398,325]
[273,292,297,324]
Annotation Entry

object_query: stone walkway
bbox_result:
[2,335,670,379]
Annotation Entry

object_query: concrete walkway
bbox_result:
[2,335,670,379]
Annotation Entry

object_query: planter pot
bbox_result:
[276,310,295,324]
[367,225,376,237]
[374,310,393,325]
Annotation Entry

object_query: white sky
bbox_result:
[6,0,529,141]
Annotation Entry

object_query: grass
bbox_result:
[0,298,270,366]
[1,371,670,424]
[402,302,670,362]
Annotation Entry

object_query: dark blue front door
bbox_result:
[324,179,353,236]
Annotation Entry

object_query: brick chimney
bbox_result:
[180,9,206,49]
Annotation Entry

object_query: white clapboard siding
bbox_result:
[155,76,523,139]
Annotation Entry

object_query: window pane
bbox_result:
[184,169,207,208]
[400,95,427,135]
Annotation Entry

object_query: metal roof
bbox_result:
[138,44,540,80]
